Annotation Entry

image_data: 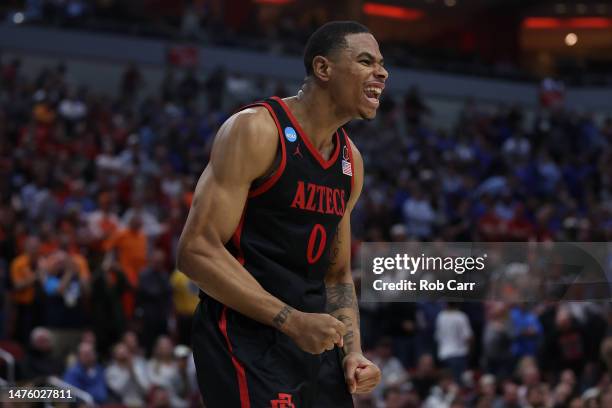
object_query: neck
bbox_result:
[284,82,350,151]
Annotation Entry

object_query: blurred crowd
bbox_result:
[0,53,611,408]
[9,0,612,85]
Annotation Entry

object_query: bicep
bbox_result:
[179,109,277,252]
[183,165,249,248]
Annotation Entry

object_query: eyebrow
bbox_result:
[356,52,384,65]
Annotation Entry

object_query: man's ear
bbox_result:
[312,55,332,82]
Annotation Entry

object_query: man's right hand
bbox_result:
[282,311,346,355]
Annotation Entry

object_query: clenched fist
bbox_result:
[343,352,381,394]
[282,311,347,355]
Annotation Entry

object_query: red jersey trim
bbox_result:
[218,306,251,408]
[231,202,247,265]
[272,96,341,170]
[342,128,355,195]
[248,102,287,198]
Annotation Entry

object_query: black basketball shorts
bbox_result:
[192,298,354,408]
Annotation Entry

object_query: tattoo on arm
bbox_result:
[272,305,293,329]
[326,283,354,312]
[325,226,362,351]
[337,314,355,350]
[327,283,361,351]
[327,226,341,272]
[327,283,361,326]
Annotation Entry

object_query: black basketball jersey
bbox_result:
[214,96,354,314]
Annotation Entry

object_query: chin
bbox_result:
[357,109,377,121]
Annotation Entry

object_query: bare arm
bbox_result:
[177,107,292,331]
[177,108,345,352]
[325,139,364,356]
[325,140,380,394]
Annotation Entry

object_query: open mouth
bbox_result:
[364,86,382,106]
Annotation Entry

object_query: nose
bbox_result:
[375,63,388,81]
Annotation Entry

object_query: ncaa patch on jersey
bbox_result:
[342,159,353,176]
[284,127,297,142]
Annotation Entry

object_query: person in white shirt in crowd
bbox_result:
[121,195,165,239]
[435,302,473,385]
[174,345,199,406]
[58,88,87,123]
[370,337,408,405]
[146,335,188,408]
[122,330,146,367]
[402,183,437,239]
[105,341,149,407]
[423,369,460,408]
[116,133,158,178]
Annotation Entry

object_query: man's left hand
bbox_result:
[342,352,381,394]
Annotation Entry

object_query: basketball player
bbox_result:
[177,21,387,407]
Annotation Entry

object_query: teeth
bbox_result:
[364,87,382,97]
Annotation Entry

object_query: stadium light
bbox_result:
[363,3,424,21]
[565,32,578,46]
[13,12,25,24]
[523,17,612,29]
[253,0,292,4]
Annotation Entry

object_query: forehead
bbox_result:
[342,33,382,59]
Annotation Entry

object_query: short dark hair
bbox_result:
[303,21,370,76]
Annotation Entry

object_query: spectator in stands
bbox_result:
[404,86,430,127]
[90,261,129,358]
[63,342,108,404]
[483,302,513,379]
[382,385,404,408]
[510,303,542,360]
[423,370,459,408]
[40,237,90,356]
[174,344,198,405]
[123,330,147,367]
[516,357,542,405]
[370,337,408,403]
[86,191,121,254]
[569,396,585,408]
[121,194,165,239]
[115,133,157,178]
[170,268,199,346]
[525,383,552,408]
[120,62,143,100]
[600,387,612,407]
[435,303,473,384]
[493,381,521,408]
[353,392,377,408]
[481,374,497,397]
[147,385,172,408]
[105,341,150,406]
[57,88,87,125]
[10,235,43,343]
[411,353,438,400]
[177,69,200,103]
[402,183,437,239]
[147,335,188,407]
[103,213,147,318]
[552,379,574,407]
[550,306,588,374]
[18,327,63,381]
[380,302,417,368]
[137,249,172,353]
